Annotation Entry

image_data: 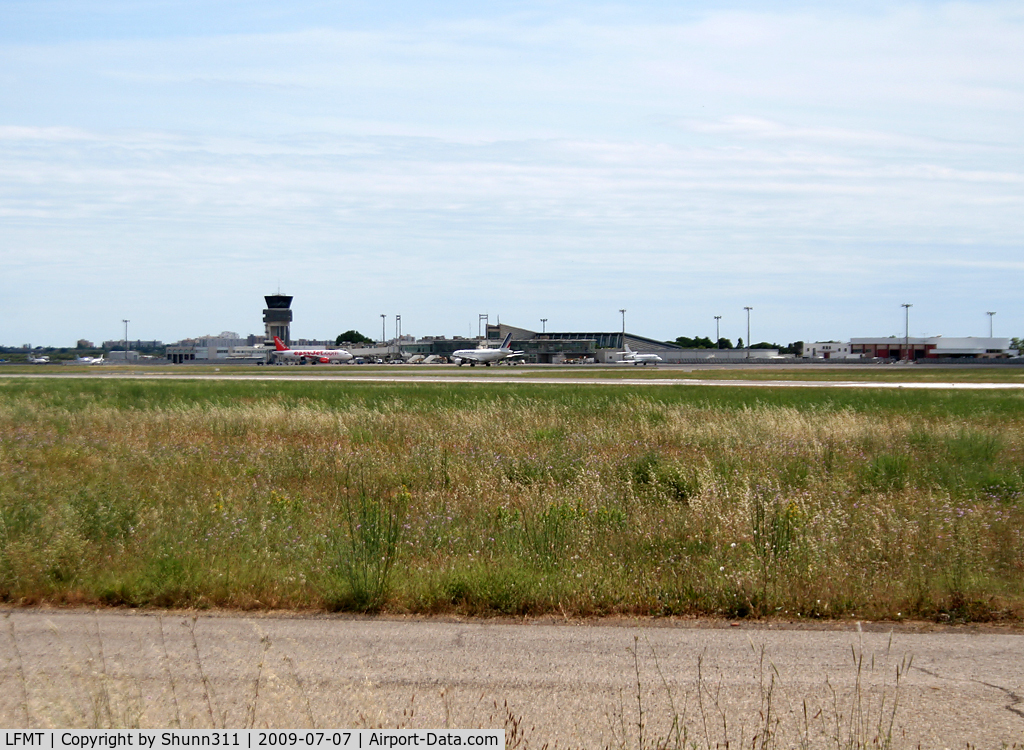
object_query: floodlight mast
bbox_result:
[123,320,130,359]
[714,316,722,349]
[380,314,386,344]
[987,311,996,337]
[744,307,752,359]
[619,309,626,348]
[902,303,913,361]
[540,318,547,333]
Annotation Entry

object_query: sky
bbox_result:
[2,0,1022,347]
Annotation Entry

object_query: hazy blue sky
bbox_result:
[2,0,1022,346]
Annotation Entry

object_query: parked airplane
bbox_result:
[451,333,525,366]
[74,355,105,364]
[272,337,353,364]
[619,343,663,366]
[27,354,50,364]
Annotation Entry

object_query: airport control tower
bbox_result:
[263,294,293,347]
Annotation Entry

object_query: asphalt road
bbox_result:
[1,610,1021,748]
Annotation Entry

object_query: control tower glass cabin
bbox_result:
[263,295,293,347]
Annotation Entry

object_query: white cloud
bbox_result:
[1,3,1023,344]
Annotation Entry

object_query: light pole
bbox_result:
[743,307,752,359]
[380,314,386,344]
[902,303,912,361]
[619,309,626,348]
[122,319,130,360]
[478,314,488,339]
[987,311,996,337]
[714,316,722,349]
[540,318,547,334]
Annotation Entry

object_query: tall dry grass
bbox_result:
[0,382,1022,619]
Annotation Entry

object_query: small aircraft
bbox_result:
[74,355,105,364]
[27,354,51,364]
[451,333,525,366]
[272,336,353,364]
[618,343,663,366]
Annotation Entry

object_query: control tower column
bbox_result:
[263,294,293,347]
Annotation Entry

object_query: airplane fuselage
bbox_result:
[626,353,662,365]
[273,337,353,364]
[452,333,523,366]
[618,345,663,366]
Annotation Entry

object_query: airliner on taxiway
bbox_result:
[451,333,525,366]
[273,337,353,364]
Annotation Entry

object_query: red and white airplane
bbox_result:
[272,337,353,364]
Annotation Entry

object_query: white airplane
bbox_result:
[74,355,104,364]
[619,343,663,366]
[27,354,50,364]
[451,333,525,366]
[273,336,353,364]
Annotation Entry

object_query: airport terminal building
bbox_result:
[161,292,1015,365]
[850,336,1014,360]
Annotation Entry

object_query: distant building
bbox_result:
[102,339,163,352]
[166,332,264,363]
[851,336,1014,360]
[802,341,856,359]
[482,324,781,363]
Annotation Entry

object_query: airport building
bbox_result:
[850,336,1014,360]
[263,294,293,346]
[160,292,1016,366]
[801,341,857,359]
[483,324,777,363]
[166,332,267,363]
[800,337,1016,361]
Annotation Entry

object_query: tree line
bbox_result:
[671,336,803,354]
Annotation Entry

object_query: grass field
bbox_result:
[1,377,1022,621]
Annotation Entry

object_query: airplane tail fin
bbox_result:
[624,343,633,353]
[273,336,288,351]
[500,333,513,349]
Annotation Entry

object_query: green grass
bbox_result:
[0,379,1022,621]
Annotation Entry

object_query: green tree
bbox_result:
[336,330,373,346]
[673,335,715,349]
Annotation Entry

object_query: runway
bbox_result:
[4,368,1024,390]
